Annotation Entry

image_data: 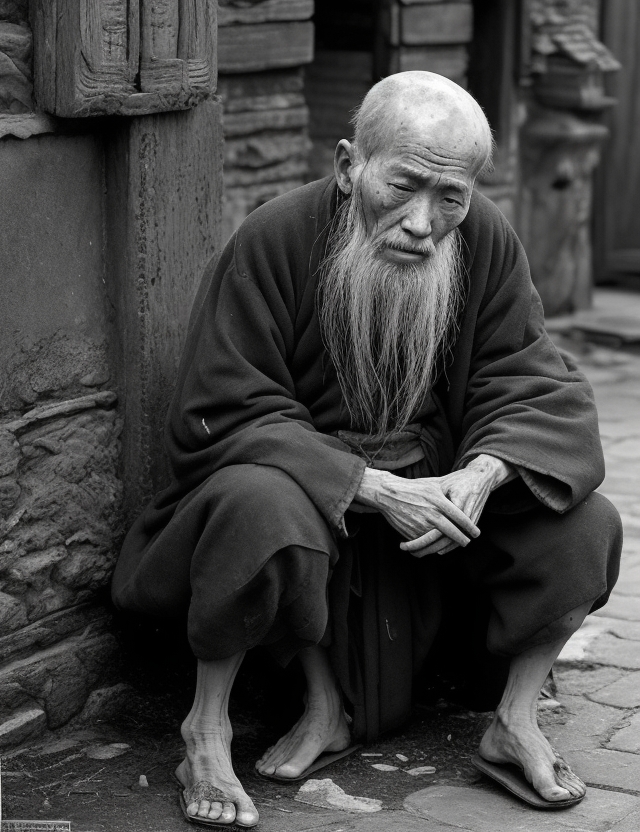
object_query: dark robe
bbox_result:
[112,177,621,741]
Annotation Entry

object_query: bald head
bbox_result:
[352,71,493,176]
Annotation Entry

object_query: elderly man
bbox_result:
[112,72,621,827]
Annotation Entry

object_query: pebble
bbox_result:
[406,766,437,776]
[361,752,382,757]
[85,743,131,760]
[371,764,399,772]
[138,775,148,788]
[295,778,382,813]
[396,754,409,762]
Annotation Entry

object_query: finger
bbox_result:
[437,541,459,555]
[423,512,473,547]
[411,538,456,557]
[433,496,480,538]
[400,528,442,551]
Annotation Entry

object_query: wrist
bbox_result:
[355,467,393,508]
[465,454,516,490]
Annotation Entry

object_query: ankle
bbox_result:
[182,715,232,743]
[493,702,537,731]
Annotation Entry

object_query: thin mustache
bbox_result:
[378,236,436,256]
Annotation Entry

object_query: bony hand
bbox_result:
[355,468,481,552]
[399,455,517,557]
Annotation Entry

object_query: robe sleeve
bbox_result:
[452,213,604,513]
[163,232,366,533]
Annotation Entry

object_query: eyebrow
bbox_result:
[391,164,470,194]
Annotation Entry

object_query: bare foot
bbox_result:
[255,688,351,779]
[177,716,259,827]
[479,708,586,803]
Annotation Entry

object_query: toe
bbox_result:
[532,773,572,802]
[206,800,224,820]
[236,796,260,828]
[219,801,236,823]
[556,765,586,798]
[196,799,212,818]
[186,801,200,817]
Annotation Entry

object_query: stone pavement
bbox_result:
[2,289,640,832]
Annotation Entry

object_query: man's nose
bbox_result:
[400,196,433,238]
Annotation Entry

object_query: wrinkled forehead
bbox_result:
[382,95,488,171]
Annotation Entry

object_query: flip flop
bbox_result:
[256,744,362,783]
[472,754,585,810]
[177,779,258,829]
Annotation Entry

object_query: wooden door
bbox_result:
[594,0,640,281]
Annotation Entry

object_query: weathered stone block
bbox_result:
[54,546,116,591]
[0,707,46,750]
[0,603,110,665]
[565,749,640,793]
[0,629,119,729]
[404,783,640,831]
[588,671,640,708]
[0,590,27,631]
[586,632,640,670]
[542,694,626,752]
[0,475,20,514]
[8,546,66,585]
[0,2,29,26]
[555,664,625,696]
[607,711,640,753]
[70,682,133,726]
[0,428,20,476]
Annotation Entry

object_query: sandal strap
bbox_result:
[183,780,229,806]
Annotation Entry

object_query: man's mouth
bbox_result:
[383,244,431,264]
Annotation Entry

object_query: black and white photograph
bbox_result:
[0,2,639,830]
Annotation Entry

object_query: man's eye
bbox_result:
[443,197,462,206]
[390,183,413,193]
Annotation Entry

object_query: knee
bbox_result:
[574,492,623,552]
[211,464,304,504]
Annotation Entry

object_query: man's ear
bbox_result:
[334,139,356,194]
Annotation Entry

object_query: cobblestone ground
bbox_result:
[2,291,640,832]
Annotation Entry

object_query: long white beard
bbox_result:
[317,185,464,438]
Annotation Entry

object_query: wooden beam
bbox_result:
[218,21,314,73]
[387,2,473,46]
[387,44,468,80]
[218,0,313,26]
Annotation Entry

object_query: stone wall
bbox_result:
[0,6,124,747]
[0,395,122,746]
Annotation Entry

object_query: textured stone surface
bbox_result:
[542,695,625,752]
[0,706,46,748]
[70,683,134,727]
[0,628,119,730]
[588,672,640,708]
[0,400,122,619]
[593,593,640,621]
[607,712,640,753]
[554,664,625,696]
[404,784,640,831]
[565,749,640,793]
[583,632,640,669]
